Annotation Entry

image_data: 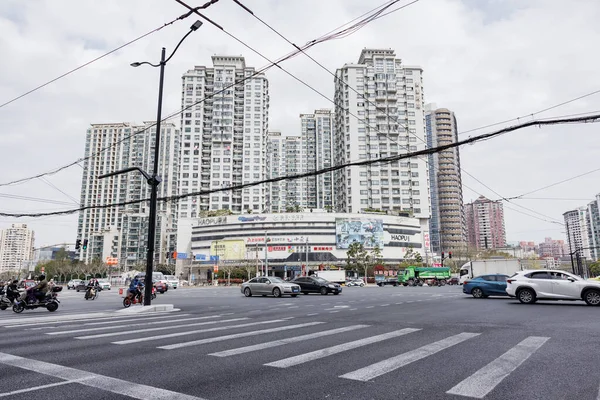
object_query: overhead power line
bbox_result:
[1,113,599,218]
[503,166,600,200]
[0,0,405,188]
[458,88,600,137]
[0,0,221,111]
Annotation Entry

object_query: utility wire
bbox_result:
[38,177,80,205]
[458,88,600,136]
[0,193,77,207]
[503,166,600,200]
[232,0,557,227]
[1,113,598,218]
[0,0,401,188]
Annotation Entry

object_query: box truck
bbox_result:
[459,259,523,284]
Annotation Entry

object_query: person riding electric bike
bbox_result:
[85,278,100,299]
[21,274,49,303]
[128,277,144,302]
[6,280,20,302]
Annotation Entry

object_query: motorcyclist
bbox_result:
[86,278,99,298]
[6,280,20,302]
[31,274,48,303]
[128,277,142,301]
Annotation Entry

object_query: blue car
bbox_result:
[463,274,510,298]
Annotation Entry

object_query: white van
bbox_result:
[164,275,179,289]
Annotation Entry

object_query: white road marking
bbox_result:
[306,313,319,316]
[75,317,248,340]
[329,311,340,313]
[111,319,289,345]
[340,332,480,381]
[380,304,390,307]
[287,306,299,309]
[349,308,358,311]
[210,325,369,357]
[46,315,222,335]
[366,306,374,309]
[281,317,295,320]
[446,336,550,398]
[395,302,403,305]
[265,328,421,368]
[0,379,87,396]
[158,322,325,350]
[28,313,194,331]
[0,352,204,399]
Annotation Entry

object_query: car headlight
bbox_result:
[328,284,335,288]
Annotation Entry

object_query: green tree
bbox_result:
[589,262,600,277]
[399,246,423,269]
[346,242,370,279]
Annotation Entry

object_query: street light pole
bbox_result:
[99,20,202,306]
[142,47,166,306]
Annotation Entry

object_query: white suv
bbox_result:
[506,269,600,306]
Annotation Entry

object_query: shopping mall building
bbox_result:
[174,211,428,283]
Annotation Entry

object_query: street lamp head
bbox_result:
[190,20,203,31]
[130,62,141,67]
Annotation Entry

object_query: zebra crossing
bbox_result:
[1,311,566,399]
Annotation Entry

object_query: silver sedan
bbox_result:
[241,276,301,298]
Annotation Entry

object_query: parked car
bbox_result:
[154,281,168,293]
[164,275,179,289]
[377,279,399,287]
[462,274,510,298]
[67,279,83,290]
[97,279,111,290]
[291,276,342,295]
[447,277,460,285]
[347,279,365,287]
[241,276,300,298]
[506,269,600,306]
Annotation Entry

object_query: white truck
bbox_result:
[313,270,346,284]
[459,259,523,284]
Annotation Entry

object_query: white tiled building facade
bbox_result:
[77,122,179,266]
[564,207,591,259]
[333,48,430,229]
[300,109,334,210]
[0,223,34,272]
[266,131,287,213]
[179,56,270,216]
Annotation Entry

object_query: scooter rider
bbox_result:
[23,274,48,303]
[86,278,99,298]
[128,276,142,301]
[6,280,20,302]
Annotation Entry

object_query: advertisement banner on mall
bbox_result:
[210,240,246,260]
[335,218,384,249]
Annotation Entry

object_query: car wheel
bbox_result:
[244,287,252,297]
[517,288,536,304]
[76,289,80,292]
[302,291,309,295]
[360,283,365,287]
[320,287,328,295]
[583,289,600,306]
[440,280,447,286]
[471,288,484,299]
[273,288,282,298]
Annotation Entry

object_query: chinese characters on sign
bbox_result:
[272,214,304,222]
[312,246,333,251]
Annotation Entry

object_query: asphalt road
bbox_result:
[1,284,599,400]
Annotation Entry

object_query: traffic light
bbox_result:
[82,239,88,250]
[75,239,81,250]
[448,251,452,259]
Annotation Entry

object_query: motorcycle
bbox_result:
[122,286,155,308]
[84,286,98,300]
[13,286,62,313]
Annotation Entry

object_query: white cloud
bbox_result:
[1,0,600,248]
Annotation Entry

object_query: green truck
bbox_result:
[398,267,451,286]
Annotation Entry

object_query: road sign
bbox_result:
[213,265,219,273]
[106,257,118,266]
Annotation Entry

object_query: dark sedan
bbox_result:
[463,274,510,298]
[291,276,342,295]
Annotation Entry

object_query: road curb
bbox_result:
[114,304,180,314]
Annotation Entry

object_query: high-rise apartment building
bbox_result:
[266,131,287,213]
[283,136,304,209]
[586,194,600,261]
[538,237,567,258]
[0,223,34,272]
[77,122,179,267]
[465,195,506,250]
[564,207,592,259]
[333,49,430,229]
[425,105,466,253]
[179,56,269,216]
[300,109,334,210]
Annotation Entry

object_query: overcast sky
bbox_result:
[1,0,599,249]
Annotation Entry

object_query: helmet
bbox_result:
[39,274,46,280]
